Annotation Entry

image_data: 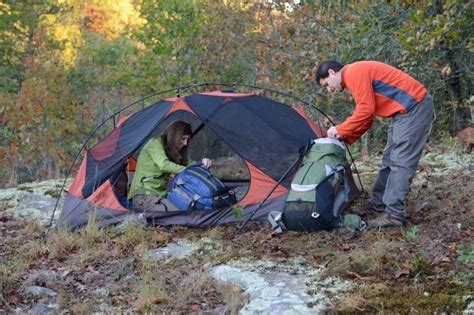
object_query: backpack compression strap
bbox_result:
[268,211,287,234]
[172,178,203,210]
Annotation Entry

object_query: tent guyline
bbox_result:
[49,83,363,231]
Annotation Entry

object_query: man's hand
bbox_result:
[327,126,340,139]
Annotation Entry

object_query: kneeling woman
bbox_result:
[128,121,212,215]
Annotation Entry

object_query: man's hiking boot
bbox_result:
[365,200,386,213]
[368,213,403,228]
[353,200,386,216]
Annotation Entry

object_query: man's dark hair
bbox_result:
[316,60,344,84]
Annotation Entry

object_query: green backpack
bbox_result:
[281,138,349,231]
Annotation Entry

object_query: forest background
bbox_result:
[0,0,472,187]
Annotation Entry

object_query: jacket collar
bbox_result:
[340,65,348,89]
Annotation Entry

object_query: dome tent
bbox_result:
[55,85,360,230]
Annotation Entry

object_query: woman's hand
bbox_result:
[201,158,212,168]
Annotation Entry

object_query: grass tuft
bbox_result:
[47,227,80,260]
[16,239,48,267]
[0,261,23,305]
[134,259,170,312]
[404,226,418,242]
[328,239,397,276]
[80,213,107,246]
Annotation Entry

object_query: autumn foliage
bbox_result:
[0,0,472,186]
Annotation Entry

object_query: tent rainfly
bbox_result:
[58,90,360,230]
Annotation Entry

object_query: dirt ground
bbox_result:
[1,145,473,313]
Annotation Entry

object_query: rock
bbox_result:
[212,265,313,314]
[20,285,58,298]
[0,179,69,226]
[463,295,474,314]
[211,257,353,314]
[147,240,199,261]
[23,271,58,288]
[28,303,58,314]
[94,288,108,298]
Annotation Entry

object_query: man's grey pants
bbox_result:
[370,95,434,221]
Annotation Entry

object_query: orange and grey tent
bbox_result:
[56,88,360,229]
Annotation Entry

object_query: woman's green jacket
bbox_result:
[128,138,186,199]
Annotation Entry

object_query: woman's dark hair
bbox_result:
[162,121,192,165]
[316,60,344,84]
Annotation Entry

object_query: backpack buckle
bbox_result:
[311,212,320,219]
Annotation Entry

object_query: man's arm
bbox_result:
[336,70,376,144]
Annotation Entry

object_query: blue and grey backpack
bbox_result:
[168,163,236,211]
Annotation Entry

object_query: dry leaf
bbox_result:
[380,255,390,264]
[449,242,457,252]
[441,65,452,76]
[75,283,87,292]
[347,271,375,282]
[394,269,410,279]
[342,244,351,250]
[441,256,451,263]
[311,251,327,259]
[151,296,166,304]
[432,266,444,273]
[8,293,20,304]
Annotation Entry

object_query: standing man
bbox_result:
[316,60,434,228]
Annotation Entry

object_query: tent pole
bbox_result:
[344,143,365,192]
[234,152,304,235]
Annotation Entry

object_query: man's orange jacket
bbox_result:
[336,61,427,144]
